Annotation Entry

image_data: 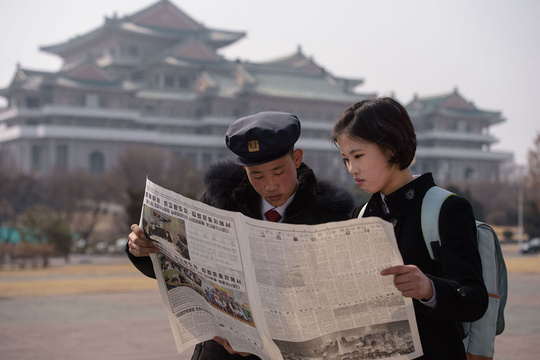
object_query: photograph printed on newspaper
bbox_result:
[140,178,423,360]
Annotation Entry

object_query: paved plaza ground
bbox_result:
[0,243,538,360]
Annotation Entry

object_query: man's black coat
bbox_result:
[127,160,355,360]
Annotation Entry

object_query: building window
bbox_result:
[128,46,139,56]
[85,93,100,108]
[89,151,105,174]
[164,75,175,88]
[179,76,189,88]
[26,97,40,108]
[465,167,477,180]
[151,74,160,88]
[164,106,174,117]
[144,105,155,116]
[56,145,68,172]
[132,72,143,82]
[121,45,139,57]
[457,120,468,132]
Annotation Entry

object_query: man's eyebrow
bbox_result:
[249,165,284,174]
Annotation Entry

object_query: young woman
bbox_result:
[331,97,488,360]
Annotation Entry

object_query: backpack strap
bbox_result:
[421,186,455,260]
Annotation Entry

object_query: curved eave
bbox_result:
[438,108,504,125]
[203,28,246,49]
[40,21,245,58]
[2,74,49,93]
[409,108,505,126]
[136,54,232,73]
[245,72,374,103]
[40,23,192,57]
[247,88,372,103]
[55,77,127,91]
[334,76,365,90]
[161,56,226,67]
[118,22,196,40]
[243,62,325,76]
[40,26,109,56]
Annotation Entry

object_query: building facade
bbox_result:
[0,0,512,185]
[407,89,513,183]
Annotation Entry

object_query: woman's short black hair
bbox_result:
[331,97,417,170]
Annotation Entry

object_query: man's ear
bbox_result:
[293,149,303,168]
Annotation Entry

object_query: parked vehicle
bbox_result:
[520,237,540,254]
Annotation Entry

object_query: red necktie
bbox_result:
[265,209,282,222]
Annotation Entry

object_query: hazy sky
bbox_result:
[1,0,538,166]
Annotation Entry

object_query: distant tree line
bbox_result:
[0,145,204,268]
[1,133,539,268]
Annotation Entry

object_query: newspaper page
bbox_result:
[142,179,281,359]
[240,217,422,360]
[140,178,422,360]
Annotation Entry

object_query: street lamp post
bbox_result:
[517,179,524,251]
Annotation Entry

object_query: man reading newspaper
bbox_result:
[127,111,355,359]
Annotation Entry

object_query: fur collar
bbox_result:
[202,159,354,218]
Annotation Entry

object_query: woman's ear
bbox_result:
[381,146,395,167]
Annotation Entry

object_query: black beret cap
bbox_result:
[225,111,301,166]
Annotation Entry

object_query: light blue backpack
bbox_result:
[421,186,508,360]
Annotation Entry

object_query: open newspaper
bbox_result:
[141,178,422,360]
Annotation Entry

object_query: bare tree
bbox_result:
[527,132,540,207]
[1,145,205,259]
[0,163,42,227]
[18,205,68,265]
[445,181,519,225]
[112,145,203,228]
[35,170,123,253]
[524,132,540,237]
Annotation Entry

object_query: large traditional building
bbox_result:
[407,89,513,182]
[0,0,512,184]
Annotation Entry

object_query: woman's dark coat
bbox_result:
[354,173,488,360]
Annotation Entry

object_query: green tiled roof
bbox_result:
[40,1,244,57]
[406,89,503,124]
[249,72,371,102]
